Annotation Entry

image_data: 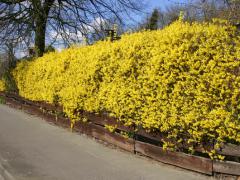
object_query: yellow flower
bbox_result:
[0,79,6,92]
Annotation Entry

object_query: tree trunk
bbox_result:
[33,0,54,57]
[35,17,47,57]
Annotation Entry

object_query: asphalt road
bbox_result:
[0,104,211,180]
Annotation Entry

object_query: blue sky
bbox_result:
[148,0,173,10]
[133,0,187,23]
[147,0,188,11]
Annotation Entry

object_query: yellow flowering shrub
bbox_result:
[0,79,6,92]
[12,19,240,157]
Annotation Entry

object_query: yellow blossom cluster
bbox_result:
[10,19,240,156]
[0,79,6,92]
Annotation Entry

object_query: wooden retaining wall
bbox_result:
[0,92,239,178]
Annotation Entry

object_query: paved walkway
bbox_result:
[0,104,211,180]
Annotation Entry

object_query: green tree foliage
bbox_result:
[146,9,161,30]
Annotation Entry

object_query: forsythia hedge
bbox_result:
[10,19,240,157]
[0,79,5,92]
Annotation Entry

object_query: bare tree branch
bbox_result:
[0,0,144,57]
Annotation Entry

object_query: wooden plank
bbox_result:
[74,122,135,153]
[136,128,212,154]
[136,128,163,142]
[5,93,61,111]
[213,160,240,176]
[214,173,240,180]
[0,92,6,97]
[135,141,213,175]
[82,111,133,132]
[218,143,240,157]
[90,124,135,153]
[4,97,22,109]
[37,101,63,112]
[4,95,70,129]
[4,93,132,133]
[74,122,94,136]
[6,93,23,102]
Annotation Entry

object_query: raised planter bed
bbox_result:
[76,122,135,152]
[213,160,240,176]
[217,143,240,158]
[135,141,213,175]
[0,92,239,178]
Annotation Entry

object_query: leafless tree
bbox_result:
[0,0,144,57]
[176,0,240,23]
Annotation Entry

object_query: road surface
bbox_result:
[0,104,211,180]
